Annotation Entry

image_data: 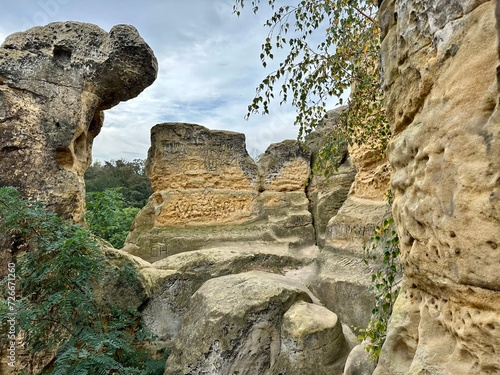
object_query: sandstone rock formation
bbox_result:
[0,21,157,222]
[305,108,357,246]
[124,123,315,262]
[164,271,354,375]
[268,300,355,375]
[306,108,390,330]
[343,340,377,375]
[0,22,157,374]
[141,243,318,345]
[375,0,500,373]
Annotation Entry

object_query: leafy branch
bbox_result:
[358,216,402,360]
[234,0,388,175]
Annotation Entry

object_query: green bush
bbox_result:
[85,188,140,249]
[0,186,167,374]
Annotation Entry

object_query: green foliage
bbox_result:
[0,187,167,374]
[85,159,152,209]
[85,188,139,248]
[358,216,401,360]
[234,0,389,174]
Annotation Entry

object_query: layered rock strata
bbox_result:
[124,123,315,261]
[0,22,157,222]
[375,0,500,374]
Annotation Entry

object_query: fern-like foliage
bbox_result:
[358,216,402,360]
[0,186,167,374]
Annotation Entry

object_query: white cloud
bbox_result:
[1,0,340,162]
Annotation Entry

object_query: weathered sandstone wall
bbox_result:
[124,123,316,262]
[375,0,500,373]
[0,22,157,222]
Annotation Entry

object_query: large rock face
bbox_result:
[124,123,315,261]
[0,22,157,221]
[141,243,318,344]
[375,1,500,374]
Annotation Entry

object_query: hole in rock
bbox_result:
[2,145,22,153]
[74,132,87,160]
[53,45,72,63]
[486,241,497,249]
[56,147,74,170]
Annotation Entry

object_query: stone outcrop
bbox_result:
[268,300,355,375]
[164,271,354,375]
[305,108,358,246]
[124,123,315,261]
[141,243,318,344]
[0,22,157,374]
[375,0,500,374]
[305,108,390,331]
[0,21,157,222]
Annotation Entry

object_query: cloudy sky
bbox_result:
[0,0,340,161]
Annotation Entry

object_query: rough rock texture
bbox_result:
[0,23,157,374]
[124,123,315,261]
[343,340,377,375]
[375,0,500,374]
[310,251,375,329]
[0,22,157,222]
[267,301,354,375]
[164,271,312,375]
[164,271,353,375]
[324,196,391,257]
[305,108,357,246]
[141,243,318,344]
[320,108,391,258]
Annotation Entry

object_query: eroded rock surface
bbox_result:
[268,301,354,375]
[124,123,315,261]
[375,1,500,374]
[306,108,358,246]
[164,271,350,375]
[0,22,157,221]
[141,243,318,344]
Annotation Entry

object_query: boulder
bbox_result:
[141,243,318,344]
[375,0,500,373]
[164,271,314,375]
[343,340,378,375]
[0,22,157,222]
[267,301,353,375]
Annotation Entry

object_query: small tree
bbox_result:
[234,0,388,173]
[0,187,166,374]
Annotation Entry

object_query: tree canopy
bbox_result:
[85,159,152,209]
[234,0,388,172]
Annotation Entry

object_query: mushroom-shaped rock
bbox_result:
[0,22,157,221]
